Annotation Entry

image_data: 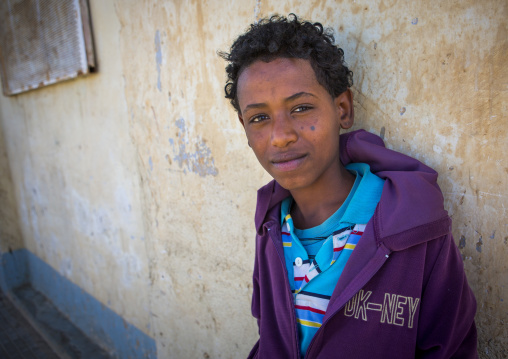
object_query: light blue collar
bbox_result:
[281,163,384,238]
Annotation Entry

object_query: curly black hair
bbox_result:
[219,14,353,113]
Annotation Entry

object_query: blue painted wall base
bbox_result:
[0,249,156,358]
[0,249,29,292]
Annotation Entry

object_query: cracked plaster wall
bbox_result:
[0,0,506,358]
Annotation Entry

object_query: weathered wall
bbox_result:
[0,115,22,254]
[0,0,152,336]
[0,0,506,358]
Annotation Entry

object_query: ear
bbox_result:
[334,89,354,129]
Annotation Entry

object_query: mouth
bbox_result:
[270,152,307,172]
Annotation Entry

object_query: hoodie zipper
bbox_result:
[304,245,391,358]
[303,298,351,358]
[266,224,301,359]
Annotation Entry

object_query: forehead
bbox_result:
[237,58,322,107]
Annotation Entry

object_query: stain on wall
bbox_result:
[154,30,163,92]
[0,121,22,254]
[0,0,506,358]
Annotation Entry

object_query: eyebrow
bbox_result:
[242,92,317,114]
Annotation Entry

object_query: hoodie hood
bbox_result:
[254,129,450,252]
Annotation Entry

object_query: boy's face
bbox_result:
[237,57,354,192]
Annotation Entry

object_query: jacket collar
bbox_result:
[255,180,289,234]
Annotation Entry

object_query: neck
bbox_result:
[289,163,355,229]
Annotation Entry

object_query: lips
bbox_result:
[270,152,307,172]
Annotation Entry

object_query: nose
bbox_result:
[271,112,297,148]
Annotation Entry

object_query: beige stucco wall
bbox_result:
[0,0,506,358]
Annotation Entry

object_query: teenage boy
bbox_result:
[220,14,477,359]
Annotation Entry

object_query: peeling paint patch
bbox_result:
[149,156,153,172]
[459,235,466,249]
[155,30,162,92]
[59,257,73,278]
[254,0,261,21]
[476,236,483,253]
[121,254,141,287]
[169,118,218,177]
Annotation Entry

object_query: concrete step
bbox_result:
[6,285,112,359]
[0,291,59,358]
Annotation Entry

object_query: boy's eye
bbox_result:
[250,114,269,123]
[293,105,313,113]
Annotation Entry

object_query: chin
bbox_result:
[274,177,309,192]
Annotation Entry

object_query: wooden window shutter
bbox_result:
[0,0,96,95]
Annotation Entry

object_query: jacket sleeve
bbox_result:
[247,242,261,359]
[416,233,478,358]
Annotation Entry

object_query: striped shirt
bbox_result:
[281,163,385,357]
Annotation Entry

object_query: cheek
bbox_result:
[246,131,267,153]
[247,130,264,142]
[305,115,320,132]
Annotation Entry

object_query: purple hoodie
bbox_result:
[248,130,477,358]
